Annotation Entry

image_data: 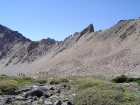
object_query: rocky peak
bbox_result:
[74,23,94,42]
[40,38,56,45]
[0,24,30,42]
[80,23,94,35]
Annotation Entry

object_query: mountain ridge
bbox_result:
[0,18,140,77]
[0,23,94,67]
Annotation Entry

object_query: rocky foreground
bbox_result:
[0,83,74,105]
[1,75,140,105]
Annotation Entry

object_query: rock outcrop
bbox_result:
[0,83,74,105]
[53,24,94,56]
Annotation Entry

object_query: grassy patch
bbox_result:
[70,77,110,91]
[0,75,36,93]
[0,80,18,95]
[59,78,69,83]
[72,89,123,105]
[14,77,32,83]
[70,76,140,105]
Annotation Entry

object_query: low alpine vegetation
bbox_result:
[0,75,140,104]
[111,74,140,84]
[70,76,140,105]
[0,80,18,95]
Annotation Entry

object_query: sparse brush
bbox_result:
[72,89,123,105]
[103,83,125,92]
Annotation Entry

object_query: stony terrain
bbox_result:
[0,18,140,77]
[0,83,74,105]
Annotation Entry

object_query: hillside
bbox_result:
[0,18,140,77]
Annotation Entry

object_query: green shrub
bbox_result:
[111,75,127,83]
[0,80,19,95]
[126,77,135,83]
[134,78,140,84]
[111,75,140,84]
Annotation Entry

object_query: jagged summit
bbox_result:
[80,23,94,35]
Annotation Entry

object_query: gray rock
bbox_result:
[15,96,28,101]
[0,82,75,105]
[54,89,61,94]
[57,84,66,89]
[54,100,61,105]
[15,88,31,95]
[129,82,139,87]
[32,100,38,105]
[0,97,12,104]
[44,84,55,90]
[49,95,59,99]
[22,88,50,98]
[44,100,53,105]
[31,85,39,89]
[62,101,73,105]
[38,98,43,104]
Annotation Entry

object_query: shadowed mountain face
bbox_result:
[0,24,58,65]
[0,23,94,74]
[0,18,140,77]
[0,25,30,61]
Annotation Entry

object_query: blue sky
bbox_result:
[0,0,140,41]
